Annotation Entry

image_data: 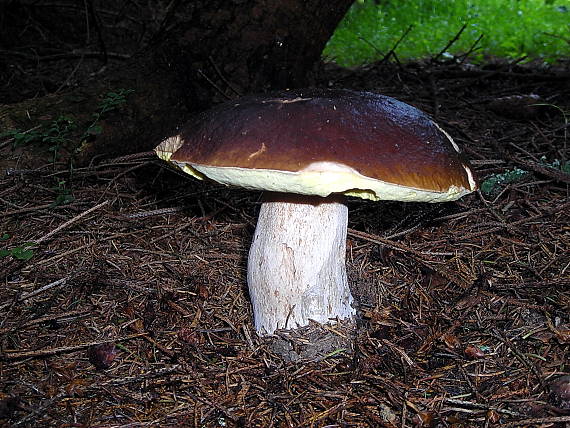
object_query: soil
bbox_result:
[1,2,569,427]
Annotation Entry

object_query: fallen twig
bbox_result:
[442,398,524,417]
[492,329,549,395]
[0,277,69,311]
[0,309,90,333]
[11,391,67,427]
[1,333,146,360]
[508,155,570,184]
[422,200,570,245]
[498,415,570,427]
[348,228,475,287]
[380,24,413,64]
[433,24,467,62]
[348,228,435,258]
[35,199,109,244]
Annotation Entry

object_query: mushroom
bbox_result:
[156,88,477,335]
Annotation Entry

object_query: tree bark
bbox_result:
[1,0,354,164]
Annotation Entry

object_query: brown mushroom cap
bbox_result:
[156,89,477,202]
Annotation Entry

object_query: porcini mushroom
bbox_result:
[156,89,477,335]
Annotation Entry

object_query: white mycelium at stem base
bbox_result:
[247,194,356,335]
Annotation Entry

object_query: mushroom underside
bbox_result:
[247,193,356,335]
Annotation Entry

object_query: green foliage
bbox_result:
[325,0,570,66]
[0,181,75,261]
[1,115,76,161]
[0,89,134,263]
[481,158,570,195]
[480,167,530,195]
[99,89,135,114]
[86,88,134,136]
[0,235,35,261]
[49,180,75,208]
[1,88,134,160]
[540,157,570,174]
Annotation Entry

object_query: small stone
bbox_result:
[88,343,118,370]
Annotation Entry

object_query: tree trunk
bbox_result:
[1,0,354,164]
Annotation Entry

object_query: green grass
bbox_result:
[324,0,570,66]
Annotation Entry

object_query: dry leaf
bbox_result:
[550,375,570,410]
[486,409,501,423]
[464,344,485,359]
[552,325,570,344]
[441,333,461,350]
[412,411,435,427]
[178,328,204,347]
[197,284,209,299]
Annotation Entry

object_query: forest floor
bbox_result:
[1,4,570,428]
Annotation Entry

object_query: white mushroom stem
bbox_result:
[247,193,355,335]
